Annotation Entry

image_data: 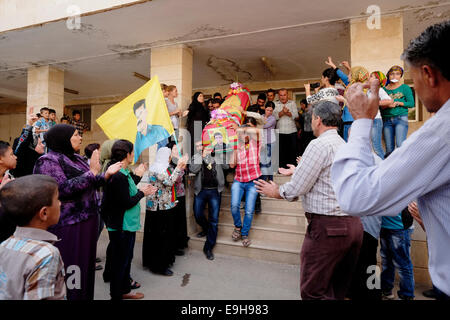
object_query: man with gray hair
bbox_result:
[255,100,363,300]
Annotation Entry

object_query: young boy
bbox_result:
[0,141,18,243]
[48,109,57,127]
[0,175,66,300]
[33,107,51,142]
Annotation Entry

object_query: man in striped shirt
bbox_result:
[0,175,66,300]
[255,101,363,300]
[229,125,262,247]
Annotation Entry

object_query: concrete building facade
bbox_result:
[1,0,450,287]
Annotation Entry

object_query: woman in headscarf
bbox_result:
[382,65,415,157]
[186,92,209,156]
[368,71,393,159]
[142,147,188,276]
[33,124,122,300]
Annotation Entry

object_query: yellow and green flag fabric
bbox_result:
[96,75,173,162]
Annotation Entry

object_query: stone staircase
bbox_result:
[188,174,306,264]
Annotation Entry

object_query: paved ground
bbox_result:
[94,236,433,300]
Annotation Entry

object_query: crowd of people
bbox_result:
[0,21,448,301]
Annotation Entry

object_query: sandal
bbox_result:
[130,278,141,289]
[242,236,252,247]
[231,227,242,241]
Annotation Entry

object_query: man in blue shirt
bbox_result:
[133,99,170,163]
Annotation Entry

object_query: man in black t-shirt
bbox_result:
[247,93,266,115]
[190,141,229,260]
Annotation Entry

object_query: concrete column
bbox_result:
[150,44,193,122]
[149,44,193,163]
[27,65,64,119]
[350,14,404,75]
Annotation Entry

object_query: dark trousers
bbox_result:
[142,208,176,272]
[194,189,221,251]
[348,231,381,300]
[300,213,363,300]
[278,133,297,169]
[174,196,189,249]
[108,230,135,300]
[298,131,316,156]
[51,215,98,300]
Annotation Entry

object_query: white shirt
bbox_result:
[279,129,347,216]
[367,87,392,119]
[331,98,450,295]
[165,98,179,129]
[273,100,298,134]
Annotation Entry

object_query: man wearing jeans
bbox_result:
[230,125,261,247]
[380,212,415,300]
[190,141,229,260]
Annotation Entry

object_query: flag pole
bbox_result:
[172,132,182,159]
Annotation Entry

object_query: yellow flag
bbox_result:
[96,75,174,162]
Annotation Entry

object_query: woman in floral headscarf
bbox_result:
[382,65,415,157]
[368,71,394,159]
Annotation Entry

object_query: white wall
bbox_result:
[0,0,148,33]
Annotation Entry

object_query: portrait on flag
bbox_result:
[96,75,174,162]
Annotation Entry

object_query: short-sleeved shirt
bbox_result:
[71,120,88,137]
[234,139,261,182]
[0,227,66,300]
[166,98,179,129]
[33,118,50,142]
[273,100,298,134]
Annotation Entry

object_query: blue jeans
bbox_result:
[343,122,352,142]
[230,179,259,237]
[371,118,385,159]
[260,143,273,180]
[380,228,415,298]
[194,189,221,251]
[382,115,408,157]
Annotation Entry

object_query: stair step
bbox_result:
[219,194,303,214]
[225,173,292,185]
[218,222,305,242]
[217,209,307,229]
[189,234,302,265]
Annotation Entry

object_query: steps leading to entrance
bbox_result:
[189,173,305,264]
[189,236,302,265]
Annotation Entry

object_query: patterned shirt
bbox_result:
[279,129,346,216]
[70,120,88,137]
[234,138,261,182]
[33,118,50,142]
[0,227,66,300]
[273,100,298,134]
[144,167,184,211]
[306,87,339,106]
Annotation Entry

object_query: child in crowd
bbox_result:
[60,116,70,125]
[48,109,57,127]
[0,175,66,300]
[0,141,18,242]
[33,107,51,143]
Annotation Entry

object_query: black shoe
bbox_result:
[254,205,261,214]
[203,249,214,260]
[95,264,103,271]
[158,268,173,276]
[422,289,437,299]
[96,257,101,263]
[175,249,185,256]
[197,231,207,238]
[398,293,414,300]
